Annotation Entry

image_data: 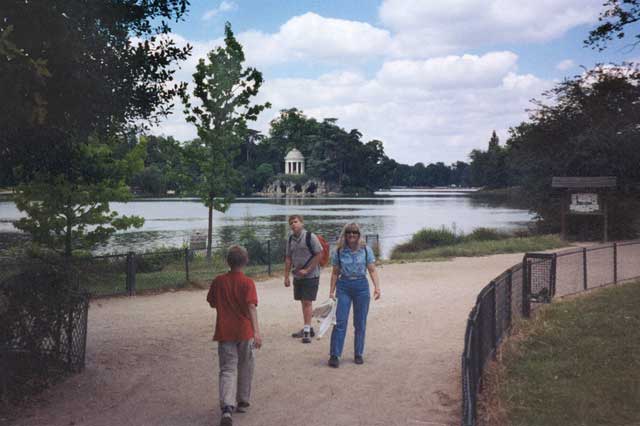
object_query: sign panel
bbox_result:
[569,193,599,213]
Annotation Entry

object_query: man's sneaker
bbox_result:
[291,328,315,338]
[328,355,339,368]
[236,401,250,413]
[302,330,311,343]
[354,355,364,365]
[220,407,233,426]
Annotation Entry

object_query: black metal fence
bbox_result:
[44,233,382,298]
[0,261,89,404]
[461,240,640,426]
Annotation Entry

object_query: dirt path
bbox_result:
[7,253,527,426]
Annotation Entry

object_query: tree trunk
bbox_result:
[65,209,73,257]
[206,200,213,258]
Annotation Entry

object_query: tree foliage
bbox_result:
[1,0,192,179]
[14,138,147,256]
[1,0,192,255]
[243,109,469,193]
[586,0,640,50]
[469,131,509,188]
[473,65,640,237]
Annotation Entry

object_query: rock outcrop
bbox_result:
[259,178,339,196]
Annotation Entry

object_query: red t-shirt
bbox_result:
[206,271,258,342]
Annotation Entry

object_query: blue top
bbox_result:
[331,245,376,280]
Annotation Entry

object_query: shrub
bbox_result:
[465,227,506,241]
[392,226,460,255]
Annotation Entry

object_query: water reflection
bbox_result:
[0,191,533,258]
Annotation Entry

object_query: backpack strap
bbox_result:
[301,232,318,269]
[306,231,316,255]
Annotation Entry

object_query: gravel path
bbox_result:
[7,253,527,426]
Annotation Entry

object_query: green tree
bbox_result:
[181,22,270,257]
[469,131,509,188]
[14,138,146,256]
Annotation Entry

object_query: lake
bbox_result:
[0,190,533,258]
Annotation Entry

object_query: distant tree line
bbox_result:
[111,108,472,197]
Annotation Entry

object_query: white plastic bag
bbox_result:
[311,298,337,339]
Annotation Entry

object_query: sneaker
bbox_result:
[220,407,233,426]
[236,401,250,413]
[328,355,339,368]
[354,355,364,365]
[302,331,311,343]
[291,328,315,338]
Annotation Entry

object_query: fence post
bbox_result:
[184,247,190,282]
[613,242,618,284]
[506,269,513,329]
[583,247,588,291]
[522,256,531,318]
[126,251,136,296]
[551,254,557,299]
[491,282,497,359]
[267,240,272,276]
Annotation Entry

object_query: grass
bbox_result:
[79,254,285,297]
[482,280,640,426]
[389,234,565,261]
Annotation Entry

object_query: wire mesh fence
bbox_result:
[461,239,640,426]
[462,263,522,425]
[0,261,89,404]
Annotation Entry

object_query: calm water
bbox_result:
[0,190,533,258]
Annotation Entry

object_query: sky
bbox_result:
[149,0,635,165]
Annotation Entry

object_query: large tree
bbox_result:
[1,1,192,256]
[181,22,270,257]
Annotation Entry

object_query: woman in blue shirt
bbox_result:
[328,223,381,368]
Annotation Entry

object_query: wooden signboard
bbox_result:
[552,177,616,242]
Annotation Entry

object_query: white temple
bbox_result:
[284,148,305,175]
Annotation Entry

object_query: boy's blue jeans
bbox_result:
[330,277,371,358]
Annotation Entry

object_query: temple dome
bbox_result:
[284,148,304,161]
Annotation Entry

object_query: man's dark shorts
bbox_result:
[293,277,320,301]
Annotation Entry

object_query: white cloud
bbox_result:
[228,13,392,66]
[376,52,519,89]
[151,51,552,164]
[556,59,575,71]
[147,1,609,163]
[202,1,237,20]
[380,0,603,56]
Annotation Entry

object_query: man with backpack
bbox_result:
[284,215,326,344]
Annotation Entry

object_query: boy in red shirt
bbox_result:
[207,245,262,426]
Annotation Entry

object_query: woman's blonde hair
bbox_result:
[336,222,366,250]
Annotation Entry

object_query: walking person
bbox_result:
[207,245,262,426]
[284,215,323,343]
[328,223,381,368]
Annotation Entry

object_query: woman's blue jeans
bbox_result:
[330,277,370,358]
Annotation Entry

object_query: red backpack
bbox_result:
[289,232,331,268]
